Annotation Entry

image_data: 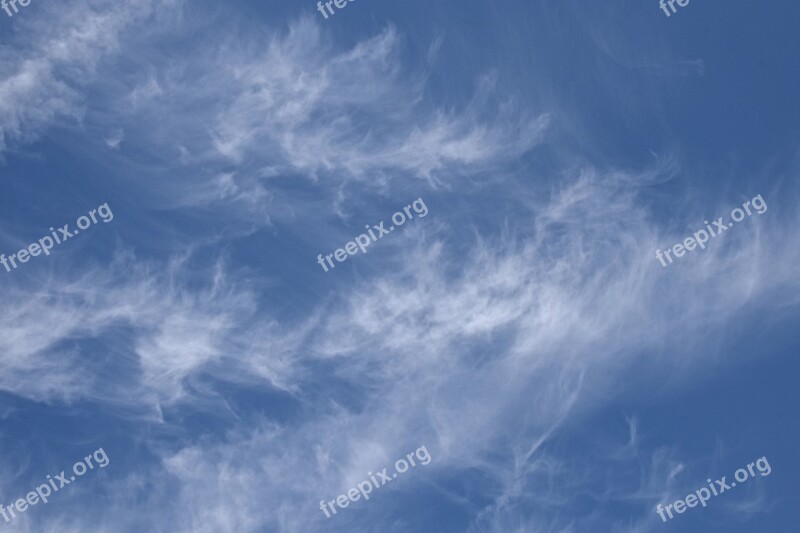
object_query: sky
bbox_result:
[0,0,798,531]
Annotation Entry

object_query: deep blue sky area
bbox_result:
[0,1,797,532]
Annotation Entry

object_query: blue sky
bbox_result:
[0,0,799,531]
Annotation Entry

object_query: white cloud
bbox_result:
[7,169,790,532]
[0,0,182,156]
[0,250,301,407]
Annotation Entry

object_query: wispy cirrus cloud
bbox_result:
[0,249,302,408]
[0,0,183,156]
[3,10,548,209]
[5,167,791,532]
[1,2,798,532]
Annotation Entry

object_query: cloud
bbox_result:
[1,3,798,532]
[205,23,549,187]
[0,0,182,156]
[9,167,790,532]
[11,11,548,212]
[0,249,301,408]
[104,129,124,149]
